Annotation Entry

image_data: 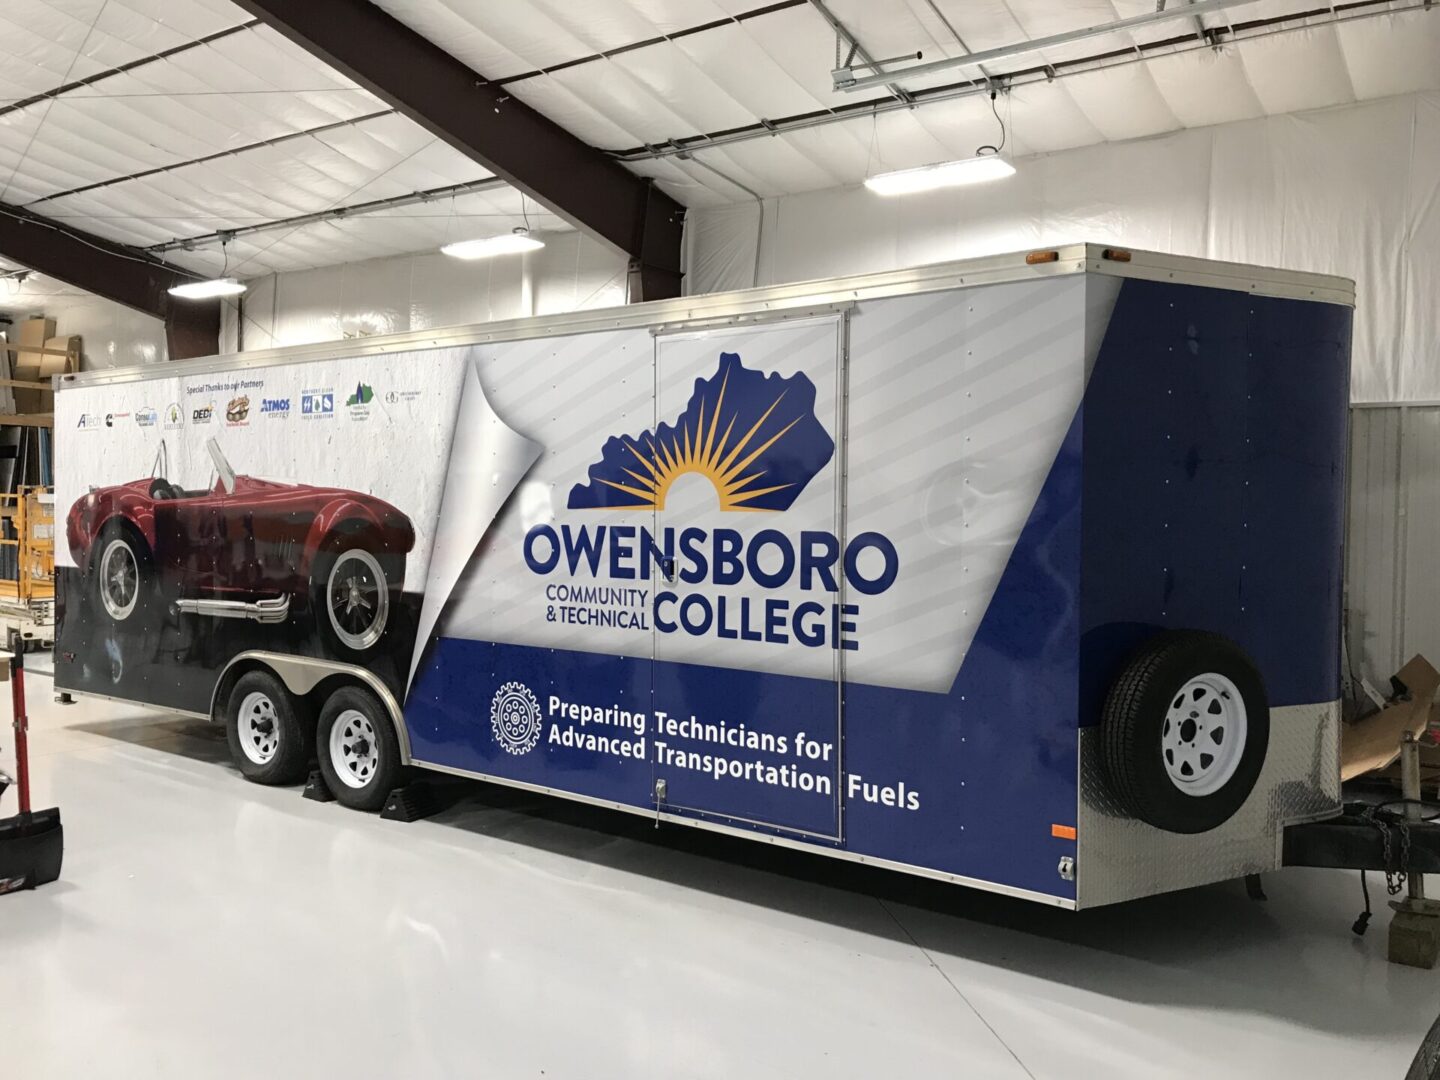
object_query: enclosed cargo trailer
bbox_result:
[51,244,1354,909]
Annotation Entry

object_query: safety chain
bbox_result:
[1362,804,1411,895]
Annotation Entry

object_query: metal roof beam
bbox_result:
[26,108,398,209]
[620,0,1425,161]
[833,0,1260,92]
[0,21,260,122]
[0,203,217,360]
[231,0,684,301]
[144,177,509,256]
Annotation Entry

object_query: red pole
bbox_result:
[10,651,28,815]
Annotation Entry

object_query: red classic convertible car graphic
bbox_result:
[66,438,415,654]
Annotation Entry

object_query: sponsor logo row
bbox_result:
[77,381,418,430]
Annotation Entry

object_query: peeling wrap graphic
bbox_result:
[407,362,541,691]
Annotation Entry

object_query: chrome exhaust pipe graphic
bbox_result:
[174,596,290,624]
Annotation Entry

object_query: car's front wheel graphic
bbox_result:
[324,548,390,651]
[93,525,152,624]
[99,537,140,620]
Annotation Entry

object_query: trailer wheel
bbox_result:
[1101,631,1269,834]
[225,670,314,785]
[316,685,401,811]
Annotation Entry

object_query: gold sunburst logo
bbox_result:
[591,369,801,512]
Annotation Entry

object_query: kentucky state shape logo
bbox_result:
[569,351,834,513]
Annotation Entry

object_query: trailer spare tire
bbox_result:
[1101,631,1269,834]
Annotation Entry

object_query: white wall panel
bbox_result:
[3,293,165,371]
[1400,409,1440,678]
[1346,406,1440,692]
[686,90,1440,404]
[229,232,627,353]
[1346,407,1402,688]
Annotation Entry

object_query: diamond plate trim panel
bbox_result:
[1076,701,1340,908]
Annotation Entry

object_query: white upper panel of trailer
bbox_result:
[57,244,1354,389]
[0,0,1435,301]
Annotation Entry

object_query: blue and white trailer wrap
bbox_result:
[53,244,1354,909]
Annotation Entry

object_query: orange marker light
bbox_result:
[1101,248,1132,262]
[1026,250,1060,265]
[1051,824,1077,840]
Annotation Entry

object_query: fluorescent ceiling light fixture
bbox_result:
[168,277,246,299]
[441,227,545,259]
[865,155,1016,196]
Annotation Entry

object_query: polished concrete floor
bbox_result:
[2,659,1436,1079]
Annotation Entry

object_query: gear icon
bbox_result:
[490,682,542,755]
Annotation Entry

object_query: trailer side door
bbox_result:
[650,316,846,840]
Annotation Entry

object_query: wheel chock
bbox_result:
[380,781,440,823]
[302,769,336,803]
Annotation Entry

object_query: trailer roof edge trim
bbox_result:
[57,243,1355,390]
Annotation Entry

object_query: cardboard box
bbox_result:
[1341,654,1440,780]
[15,317,54,351]
[40,336,78,376]
[8,320,69,414]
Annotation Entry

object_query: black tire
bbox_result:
[316,685,401,811]
[309,533,398,659]
[224,670,314,785]
[1101,631,1269,834]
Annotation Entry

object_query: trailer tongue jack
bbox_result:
[0,648,63,894]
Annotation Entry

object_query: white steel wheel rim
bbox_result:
[330,709,380,789]
[99,537,140,620]
[238,691,281,765]
[1162,672,1247,797]
[326,549,389,650]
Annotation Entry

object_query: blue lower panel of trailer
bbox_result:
[406,637,1079,901]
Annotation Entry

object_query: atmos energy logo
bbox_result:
[523,352,899,653]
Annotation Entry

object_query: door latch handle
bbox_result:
[661,557,678,586]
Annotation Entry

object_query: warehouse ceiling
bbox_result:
[0,0,1437,312]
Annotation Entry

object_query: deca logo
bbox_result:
[568,352,834,513]
[192,402,215,424]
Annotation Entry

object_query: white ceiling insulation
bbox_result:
[0,0,1436,292]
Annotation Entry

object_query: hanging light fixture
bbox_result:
[442,226,545,260]
[865,155,1014,195]
[168,277,247,299]
[169,234,246,299]
[865,86,1014,196]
